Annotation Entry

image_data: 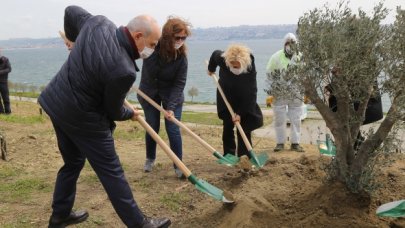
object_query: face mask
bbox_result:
[139,37,154,59]
[230,67,243,75]
[285,45,293,56]
[174,41,184,50]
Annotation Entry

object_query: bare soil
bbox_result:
[1,101,405,227]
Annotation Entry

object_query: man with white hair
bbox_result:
[39,5,170,228]
[266,33,305,152]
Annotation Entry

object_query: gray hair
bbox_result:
[127,15,157,37]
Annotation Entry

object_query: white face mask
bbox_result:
[139,37,154,59]
[285,45,293,56]
[230,67,243,75]
[174,41,184,50]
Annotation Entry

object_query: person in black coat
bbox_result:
[208,44,263,158]
[38,6,170,228]
[325,67,383,150]
[0,50,12,114]
[137,17,191,179]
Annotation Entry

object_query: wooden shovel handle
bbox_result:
[124,100,192,177]
[134,87,217,153]
[206,62,253,151]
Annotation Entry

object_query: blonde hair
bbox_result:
[222,44,252,72]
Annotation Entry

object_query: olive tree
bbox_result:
[288,1,404,193]
[188,86,199,102]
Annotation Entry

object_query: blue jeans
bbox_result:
[141,101,183,166]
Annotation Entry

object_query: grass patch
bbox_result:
[79,173,99,185]
[136,176,153,190]
[0,165,22,178]
[0,178,51,202]
[0,114,45,124]
[159,192,189,212]
[79,216,106,227]
[113,126,145,140]
[181,112,222,125]
[10,92,39,98]
[1,214,33,228]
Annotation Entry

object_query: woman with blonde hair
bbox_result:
[138,16,191,179]
[207,44,263,158]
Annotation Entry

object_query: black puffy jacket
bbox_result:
[39,6,138,136]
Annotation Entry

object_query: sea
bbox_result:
[2,39,391,111]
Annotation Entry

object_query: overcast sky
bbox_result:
[0,0,402,40]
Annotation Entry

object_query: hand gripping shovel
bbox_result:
[125,100,234,203]
[134,87,239,166]
[206,64,268,168]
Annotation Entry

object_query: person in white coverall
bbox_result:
[266,33,304,152]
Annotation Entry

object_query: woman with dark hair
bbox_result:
[138,17,191,179]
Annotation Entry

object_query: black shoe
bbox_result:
[141,217,171,228]
[48,210,89,228]
[273,144,285,152]
[290,143,305,152]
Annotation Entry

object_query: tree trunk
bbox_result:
[0,132,7,161]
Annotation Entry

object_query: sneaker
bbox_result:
[291,143,305,152]
[144,159,155,172]
[273,144,285,152]
[141,216,171,228]
[174,168,186,180]
[48,210,89,228]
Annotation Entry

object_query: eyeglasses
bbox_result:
[174,36,187,41]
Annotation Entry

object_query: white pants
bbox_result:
[273,98,303,144]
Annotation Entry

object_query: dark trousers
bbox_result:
[0,82,10,114]
[222,118,252,158]
[142,102,183,167]
[51,121,145,227]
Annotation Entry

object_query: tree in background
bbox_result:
[285,1,404,193]
[188,86,199,102]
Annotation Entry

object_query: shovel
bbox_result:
[134,87,239,166]
[206,63,268,168]
[125,100,234,203]
[376,200,405,217]
[317,133,336,156]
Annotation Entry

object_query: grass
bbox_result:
[0,165,22,178]
[10,92,40,98]
[182,111,222,125]
[1,214,34,228]
[0,114,45,124]
[0,178,52,202]
[159,192,189,212]
[79,173,99,185]
[113,126,145,140]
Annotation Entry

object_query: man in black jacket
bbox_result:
[39,6,170,228]
[0,50,12,114]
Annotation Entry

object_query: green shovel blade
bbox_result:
[213,151,240,166]
[317,140,336,156]
[249,150,269,168]
[188,174,234,203]
[318,134,336,156]
[377,200,405,217]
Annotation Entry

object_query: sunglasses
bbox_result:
[174,36,187,41]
